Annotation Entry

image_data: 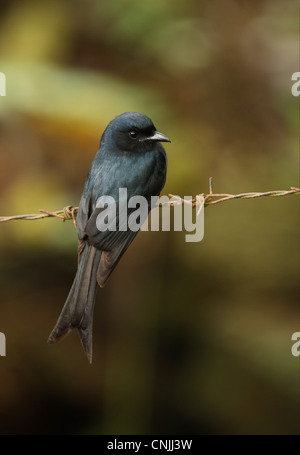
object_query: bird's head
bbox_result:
[104,112,171,153]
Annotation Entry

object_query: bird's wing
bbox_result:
[78,194,144,287]
[75,147,166,286]
[96,230,138,286]
[86,210,140,287]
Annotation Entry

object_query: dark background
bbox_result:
[0,0,299,434]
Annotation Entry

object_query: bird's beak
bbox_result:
[144,131,171,143]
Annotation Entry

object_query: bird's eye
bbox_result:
[129,131,138,139]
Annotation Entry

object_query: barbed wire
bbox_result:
[0,178,299,228]
[168,178,300,211]
[0,205,79,227]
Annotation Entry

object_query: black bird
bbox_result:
[48,112,170,363]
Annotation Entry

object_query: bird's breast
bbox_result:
[92,148,166,201]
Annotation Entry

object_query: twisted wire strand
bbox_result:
[0,179,299,226]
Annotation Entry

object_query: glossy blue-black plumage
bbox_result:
[48,112,170,362]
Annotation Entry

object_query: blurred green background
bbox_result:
[0,0,299,435]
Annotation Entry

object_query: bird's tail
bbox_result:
[48,244,101,363]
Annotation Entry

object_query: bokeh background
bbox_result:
[0,0,299,435]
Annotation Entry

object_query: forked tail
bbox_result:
[48,244,101,363]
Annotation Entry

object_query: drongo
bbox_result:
[48,112,170,362]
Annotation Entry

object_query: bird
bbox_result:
[48,112,170,363]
